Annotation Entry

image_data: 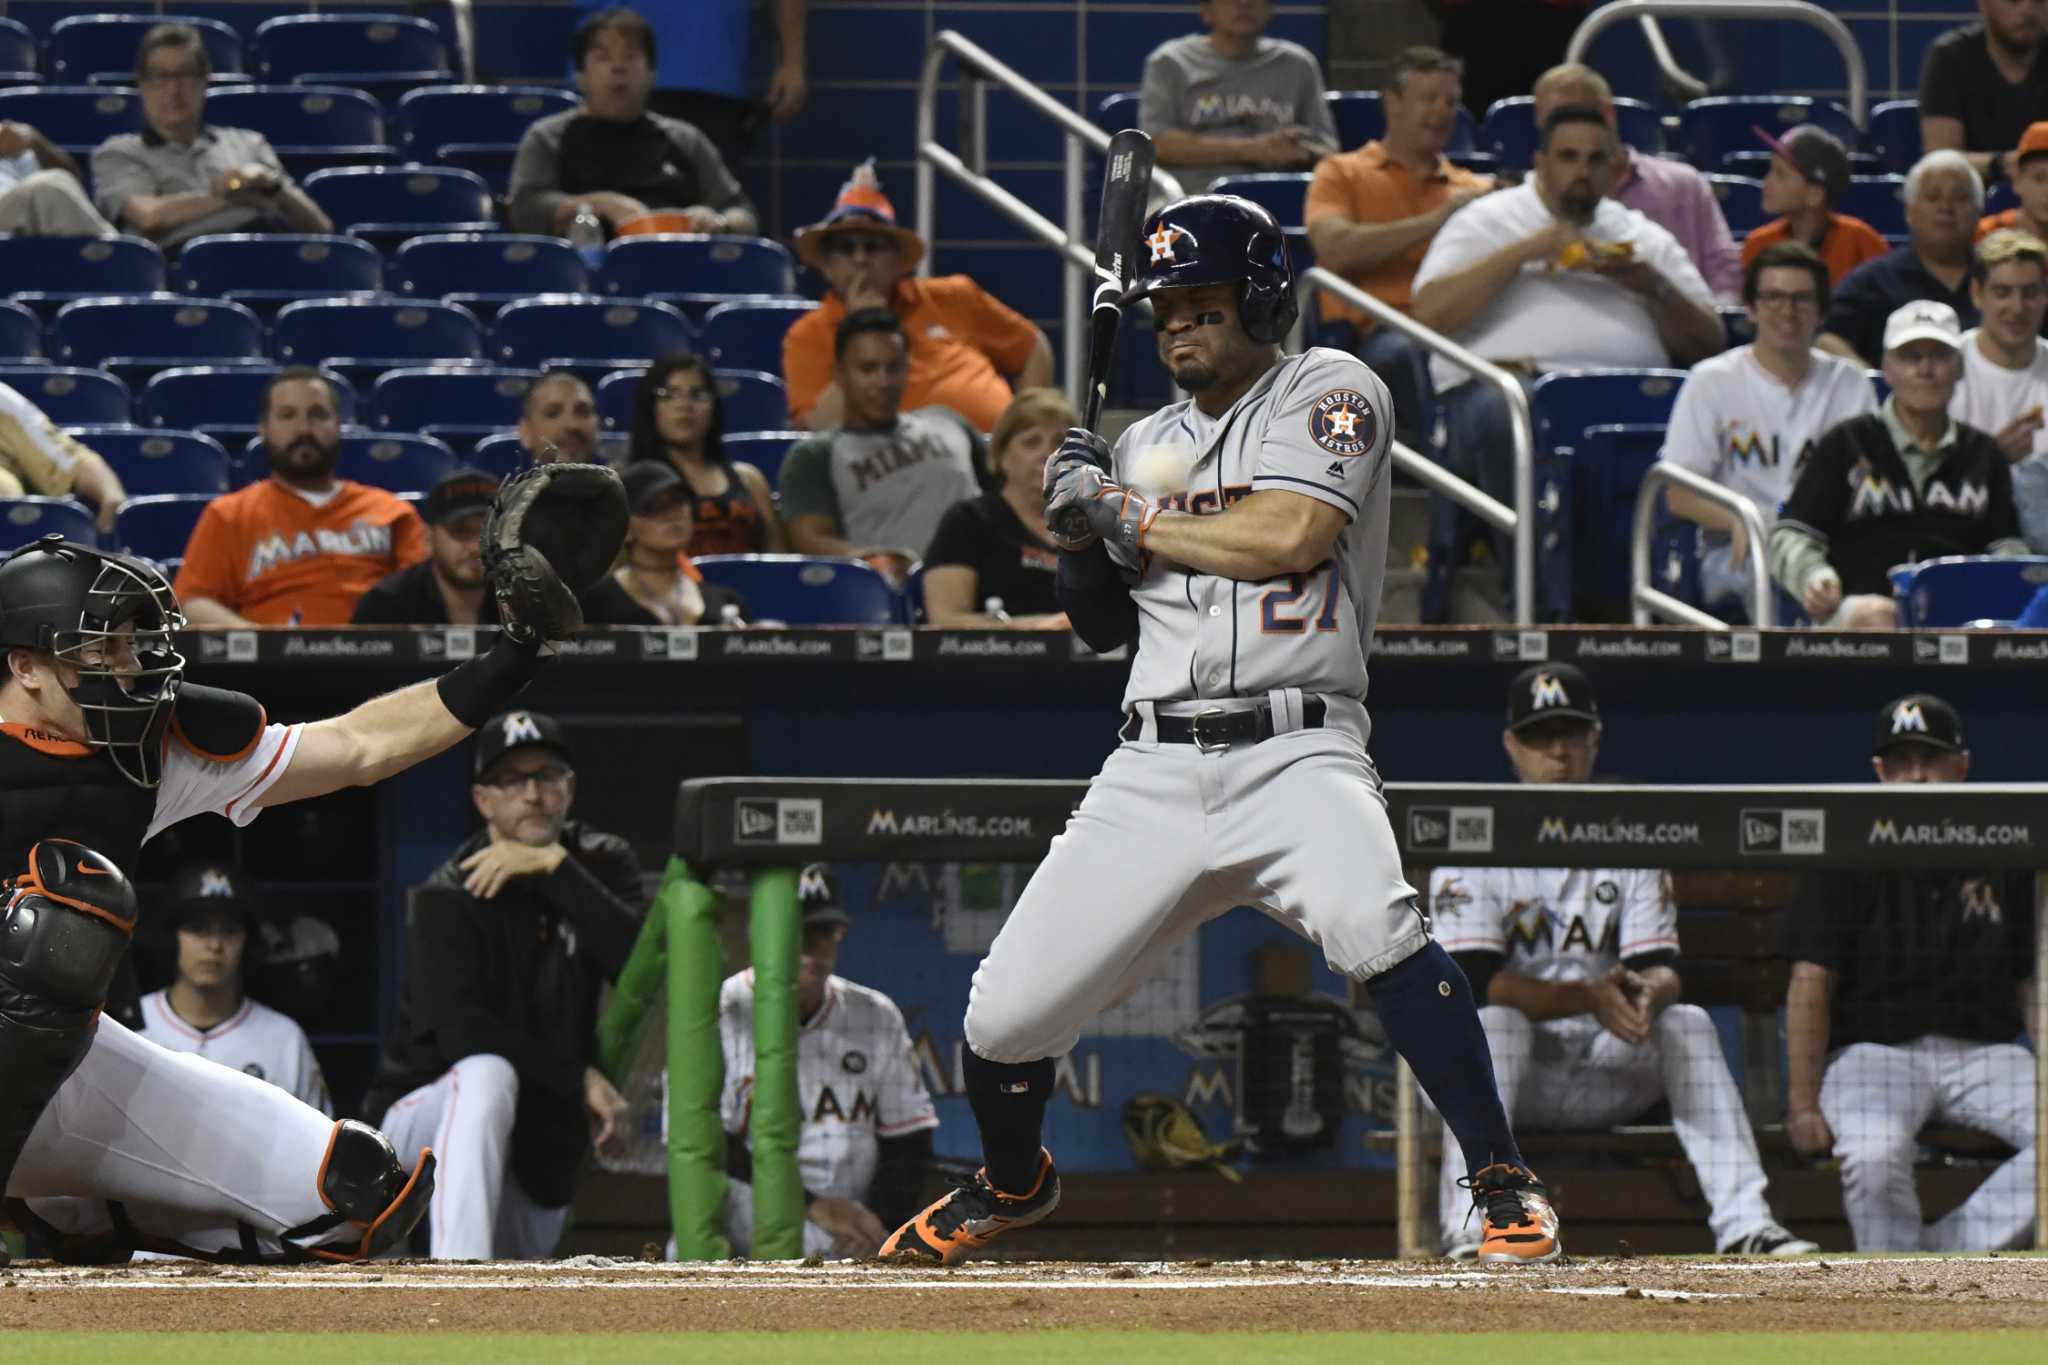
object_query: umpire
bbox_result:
[365,710,646,1260]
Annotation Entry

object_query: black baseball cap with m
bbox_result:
[474,709,573,778]
[1507,662,1601,732]
[1873,694,1965,756]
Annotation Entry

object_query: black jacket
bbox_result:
[365,820,644,1207]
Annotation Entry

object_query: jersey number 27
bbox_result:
[1259,560,1341,634]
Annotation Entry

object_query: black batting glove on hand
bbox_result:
[1043,427,1115,551]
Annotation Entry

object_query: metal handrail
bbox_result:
[915,30,1186,408]
[1567,1,1868,126]
[448,0,477,84]
[1298,267,1534,626]
[1631,460,1774,629]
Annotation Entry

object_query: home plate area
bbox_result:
[4,1255,2048,1334]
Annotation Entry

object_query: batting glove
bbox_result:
[1043,428,1114,551]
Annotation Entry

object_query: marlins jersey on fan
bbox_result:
[1111,347,1393,711]
[1428,867,1678,1043]
[138,990,332,1115]
[718,971,938,1201]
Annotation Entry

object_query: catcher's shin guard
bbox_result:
[292,1120,435,1263]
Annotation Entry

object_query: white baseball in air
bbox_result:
[1129,442,1197,497]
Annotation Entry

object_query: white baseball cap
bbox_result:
[1882,299,1962,353]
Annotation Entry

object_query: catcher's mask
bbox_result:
[0,536,186,788]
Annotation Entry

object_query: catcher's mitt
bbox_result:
[1122,1092,1243,1182]
[482,462,628,642]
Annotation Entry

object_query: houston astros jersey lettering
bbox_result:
[1112,346,1393,709]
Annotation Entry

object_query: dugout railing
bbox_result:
[1565,1,1869,126]
[597,778,2047,1261]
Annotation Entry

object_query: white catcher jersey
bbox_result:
[1428,867,1678,1045]
[137,990,333,1115]
[1113,346,1393,710]
[719,972,938,1202]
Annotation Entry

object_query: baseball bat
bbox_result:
[1081,129,1155,434]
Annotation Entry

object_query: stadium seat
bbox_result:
[390,234,589,318]
[302,166,495,252]
[68,426,231,495]
[435,144,519,198]
[1890,555,2048,627]
[1533,370,1686,454]
[1679,96,1859,174]
[176,234,383,316]
[250,13,449,83]
[370,365,536,436]
[46,14,244,84]
[0,16,36,83]
[202,85,393,173]
[693,554,902,626]
[491,295,694,370]
[0,235,165,314]
[0,301,37,360]
[1575,424,1671,613]
[1325,90,1477,154]
[1205,174,1313,229]
[468,431,531,478]
[0,497,98,553]
[51,296,265,379]
[332,431,456,495]
[392,84,577,160]
[271,298,485,378]
[0,87,142,155]
[723,431,806,487]
[1866,100,1922,176]
[142,364,359,436]
[701,299,815,375]
[712,369,791,431]
[1707,175,1765,234]
[1481,95,1666,171]
[600,235,798,317]
[1096,91,1140,133]
[115,493,211,562]
[1838,175,1907,238]
[0,366,132,426]
[595,368,641,433]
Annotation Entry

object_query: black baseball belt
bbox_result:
[1121,698,1328,751]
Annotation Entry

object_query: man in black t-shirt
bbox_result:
[1920,2,2048,186]
[353,468,502,627]
[1782,694,2037,1252]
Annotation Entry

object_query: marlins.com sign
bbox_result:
[1535,817,1702,847]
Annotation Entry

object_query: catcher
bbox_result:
[0,462,624,1265]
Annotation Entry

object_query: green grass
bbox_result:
[5,1333,2042,1364]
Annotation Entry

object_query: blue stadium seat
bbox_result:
[1096,91,1140,133]
[0,87,142,155]
[713,369,791,431]
[1838,175,1907,238]
[201,85,391,172]
[370,366,536,439]
[1679,96,1859,174]
[1481,95,1666,171]
[141,364,359,436]
[723,431,806,487]
[600,235,798,318]
[331,431,456,495]
[468,431,531,479]
[1707,175,1765,234]
[115,493,211,562]
[491,296,694,370]
[1890,555,2048,628]
[0,235,166,315]
[1532,370,1686,454]
[0,497,98,553]
[51,296,264,379]
[1575,423,1671,609]
[0,16,36,82]
[250,13,448,83]
[595,367,641,433]
[176,234,383,316]
[1205,173,1313,229]
[1531,373,1685,618]
[392,84,577,160]
[391,234,589,318]
[271,298,485,377]
[46,14,244,83]
[702,299,815,375]
[693,554,902,626]
[69,426,231,495]
[0,300,37,359]
[0,366,131,426]
[1866,100,1922,176]
[302,167,495,252]
[436,144,519,197]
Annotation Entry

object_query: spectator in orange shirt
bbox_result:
[174,368,427,626]
[1741,124,1891,285]
[783,160,1053,432]
[1304,45,1493,451]
[1976,122,2048,244]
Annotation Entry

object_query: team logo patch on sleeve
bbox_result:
[1309,389,1375,457]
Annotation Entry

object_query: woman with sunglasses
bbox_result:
[626,350,786,556]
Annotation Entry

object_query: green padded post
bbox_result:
[662,858,730,1261]
[595,870,672,1084]
[747,865,804,1259]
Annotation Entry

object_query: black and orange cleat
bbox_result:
[878,1148,1060,1266]
[1463,1162,1562,1265]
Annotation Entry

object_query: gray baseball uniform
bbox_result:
[962,347,1428,1065]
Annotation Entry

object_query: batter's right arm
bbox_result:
[1056,542,1137,652]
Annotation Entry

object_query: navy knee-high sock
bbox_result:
[962,1049,1055,1194]
[1367,941,1523,1179]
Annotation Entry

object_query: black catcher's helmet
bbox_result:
[0,536,186,788]
[1123,193,1299,345]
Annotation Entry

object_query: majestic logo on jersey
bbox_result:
[1528,672,1570,711]
[1309,389,1375,457]
[1890,700,1927,735]
[501,712,544,747]
[1147,225,1189,263]
[197,870,236,898]
[246,520,396,580]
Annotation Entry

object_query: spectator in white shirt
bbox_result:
[1411,104,1722,576]
[1951,226,2048,551]
[1663,240,1878,616]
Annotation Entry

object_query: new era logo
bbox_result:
[1408,805,1493,853]
[734,797,824,847]
[735,799,777,843]
[1740,808,1825,855]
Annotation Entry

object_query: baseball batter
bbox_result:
[1430,663,1815,1258]
[0,522,582,1266]
[881,194,1560,1266]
